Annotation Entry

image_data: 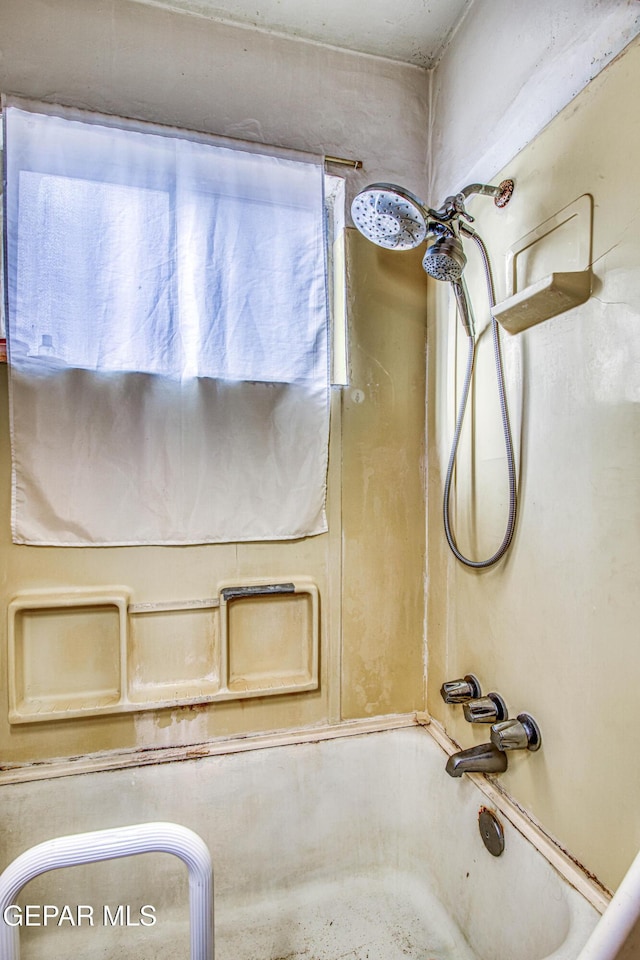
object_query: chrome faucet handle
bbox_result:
[440,674,481,704]
[491,713,542,752]
[463,693,508,724]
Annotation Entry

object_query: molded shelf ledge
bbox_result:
[7,578,320,723]
[493,270,592,334]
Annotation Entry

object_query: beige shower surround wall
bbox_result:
[0,0,429,763]
[0,229,428,761]
[0,232,427,763]
[427,36,640,893]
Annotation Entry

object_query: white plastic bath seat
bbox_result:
[0,821,213,960]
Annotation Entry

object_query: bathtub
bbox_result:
[0,726,608,960]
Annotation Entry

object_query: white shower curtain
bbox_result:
[4,99,330,545]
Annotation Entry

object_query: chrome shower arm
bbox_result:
[461,179,515,207]
[458,182,503,200]
[433,179,515,222]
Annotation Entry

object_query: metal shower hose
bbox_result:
[443,230,517,568]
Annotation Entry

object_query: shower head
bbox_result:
[351,183,428,250]
[421,235,467,282]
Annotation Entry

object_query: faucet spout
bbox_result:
[445,742,508,778]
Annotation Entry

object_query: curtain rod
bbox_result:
[325,155,362,170]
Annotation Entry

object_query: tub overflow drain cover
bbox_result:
[478,808,504,857]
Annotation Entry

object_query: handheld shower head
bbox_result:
[422,234,467,281]
[351,183,428,250]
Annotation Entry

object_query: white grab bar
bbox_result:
[0,821,213,960]
[576,847,640,960]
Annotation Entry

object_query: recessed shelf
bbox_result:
[127,605,219,704]
[219,579,320,700]
[8,590,129,724]
[7,578,320,723]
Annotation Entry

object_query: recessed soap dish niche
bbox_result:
[493,194,593,334]
[7,579,320,724]
[8,590,129,724]
[218,580,319,700]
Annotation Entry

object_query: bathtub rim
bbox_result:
[0,711,612,916]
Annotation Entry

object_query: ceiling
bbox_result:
[133,0,473,68]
